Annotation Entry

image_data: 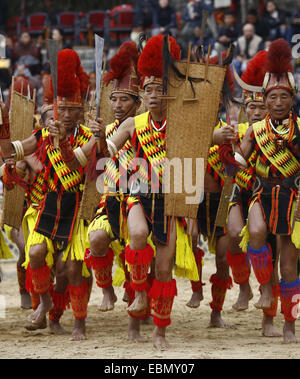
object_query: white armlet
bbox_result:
[234,152,247,168]
[106,139,118,158]
[74,147,88,167]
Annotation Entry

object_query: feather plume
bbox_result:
[241,50,267,86]
[104,41,139,85]
[264,38,293,75]
[137,34,180,79]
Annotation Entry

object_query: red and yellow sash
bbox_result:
[253,119,300,178]
[42,125,92,192]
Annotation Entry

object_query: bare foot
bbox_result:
[29,292,53,326]
[153,326,170,351]
[128,318,145,343]
[20,292,32,309]
[127,291,148,313]
[209,310,232,328]
[99,286,117,312]
[283,321,299,344]
[49,321,70,335]
[232,283,253,311]
[25,316,47,331]
[186,290,203,308]
[262,315,282,337]
[70,319,86,341]
[254,283,274,310]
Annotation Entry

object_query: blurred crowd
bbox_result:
[1,0,300,114]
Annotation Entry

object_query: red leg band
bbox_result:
[49,286,70,323]
[85,248,114,289]
[260,284,279,318]
[125,244,154,292]
[30,264,51,295]
[68,281,89,320]
[247,243,273,285]
[148,279,177,327]
[279,279,300,322]
[209,274,233,312]
[227,250,251,285]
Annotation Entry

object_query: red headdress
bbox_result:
[137,34,181,88]
[103,41,140,97]
[5,75,34,109]
[50,49,90,107]
[241,50,267,104]
[262,38,296,96]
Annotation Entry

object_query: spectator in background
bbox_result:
[289,0,300,44]
[131,0,158,44]
[11,32,42,76]
[43,0,58,26]
[293,71,300,116]
[0,0,7,33]
[246,8,269,40]
[262,1,289,40]
[151,0,178,38]
[214,10,240,55]
[0,34,12,90]
[51,28,72,50]
[234,23,264,75]
[180,0,214,46]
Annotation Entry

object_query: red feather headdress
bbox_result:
[241,50,267,103]
[137,34,181,88]
[49,49,90,106]
[262,38,296,96]
[103,41,140,96]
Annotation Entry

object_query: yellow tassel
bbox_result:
[0,228,13,259]
[292,221,300,249]
[3,224,13,244]
[174,219,199,281]
[87,214,115,247]
[112,266,125,286]
[24,230,54,270]
[111,239,126,286]
[207,236,216,255]
[239,224,250,253]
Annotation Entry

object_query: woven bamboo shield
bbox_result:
[2,85,35,229]
[164,61,226,219]
[79,81,115,221]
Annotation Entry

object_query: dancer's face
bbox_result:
[265,89,294,120]
[246,101,267,125]
[57,105,81,132]
[143,83,164,112]
[110,92,140,122]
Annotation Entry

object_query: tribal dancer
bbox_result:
[240,39,300,343]
[193,52,237,327]
[2,49,95,341]
[84,41,150,342]
[57,35,199,350]
[227,51,281,337]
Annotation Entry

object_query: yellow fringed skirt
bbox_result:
[23,206,90,278]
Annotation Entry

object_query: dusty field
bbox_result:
[0,256,300,360]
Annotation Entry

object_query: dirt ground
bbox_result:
[0,256,300,360]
